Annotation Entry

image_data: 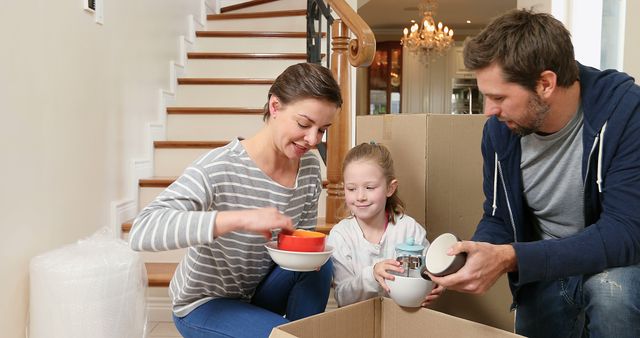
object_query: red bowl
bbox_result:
[277,229,326,252]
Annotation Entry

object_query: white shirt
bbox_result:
[327,215,428,307]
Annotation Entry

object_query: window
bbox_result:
[367,42,402,114]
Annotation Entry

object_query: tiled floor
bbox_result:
[147,290,338,337]
[147,321,182,338]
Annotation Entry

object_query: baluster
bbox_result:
[325,19,350,226]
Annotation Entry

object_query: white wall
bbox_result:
[518,0,639,78]
[0,1,201,337]
[623,0,640,79]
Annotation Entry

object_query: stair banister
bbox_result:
[326,0,376,68]
[312,0,376,230]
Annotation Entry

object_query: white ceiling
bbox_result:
[358,0,518,36]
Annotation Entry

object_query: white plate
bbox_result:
[265,241,334,272]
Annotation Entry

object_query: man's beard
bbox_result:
[511,93,550,136]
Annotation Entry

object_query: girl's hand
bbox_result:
[421,283,445,307]
[214,208,294,239]
[373,259,404,293]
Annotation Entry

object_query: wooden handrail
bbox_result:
[326,0,376,67]
[320,1,376,226]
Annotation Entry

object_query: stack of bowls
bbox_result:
[265,229,333,272]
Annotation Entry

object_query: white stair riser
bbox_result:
[154,147,216,177]
[146,288,173,322]
[192,37,327,57]
[195,37,305,53]
[139,249,187,263]
[207,16,305,31]
[184,59,301,78]
[139,187,167,210]
[175,84,270,107]
[167,114,264,140]
[226,0,306,13]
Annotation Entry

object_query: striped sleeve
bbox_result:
[129,164,216,251]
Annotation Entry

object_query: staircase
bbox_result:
[121,0,325,315]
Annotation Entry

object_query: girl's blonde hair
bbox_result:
[342,142,405,224]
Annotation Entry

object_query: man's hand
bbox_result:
[428,241,517,294]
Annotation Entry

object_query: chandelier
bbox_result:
[400,0,454,64]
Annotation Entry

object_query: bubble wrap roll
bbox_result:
[29,228,147,338]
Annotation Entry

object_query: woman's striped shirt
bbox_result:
[129,138,322,317]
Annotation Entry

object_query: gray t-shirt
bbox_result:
[520,108,585,240]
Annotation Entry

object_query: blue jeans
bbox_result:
[172,260,333,338]
[515,264,640,338]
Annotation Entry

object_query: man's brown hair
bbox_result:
[463,9,579,91]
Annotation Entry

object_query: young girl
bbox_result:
[327,142,444,307]
[129,63,342,338]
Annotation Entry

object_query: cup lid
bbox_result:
[395,237,424,254]
[425,233,461,275]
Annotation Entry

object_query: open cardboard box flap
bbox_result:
[270,297,522,338]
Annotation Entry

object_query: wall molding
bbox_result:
[110,199,137,238]
[146,295,173,322]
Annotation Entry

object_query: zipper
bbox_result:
[497,160,518,242]
[584,133,599,186]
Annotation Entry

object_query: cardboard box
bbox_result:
[355,114,486,228]
[270,298,522,338]
[356,114,514,331]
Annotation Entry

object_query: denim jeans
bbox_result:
[173,260,333,338]
[515,264,640,338]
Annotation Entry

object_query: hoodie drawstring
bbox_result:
[492,152,498,216]
[597,121,608,193]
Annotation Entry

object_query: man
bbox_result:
[429,9,640,338]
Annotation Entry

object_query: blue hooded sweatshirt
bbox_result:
[472,63,640,299]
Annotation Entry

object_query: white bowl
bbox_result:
[265,241,333,272]
[386,274,434,308]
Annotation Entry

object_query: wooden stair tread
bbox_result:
[122,219,133,233]
[187,52,311,60]
[166,107,262,115]
[196,31,313,38]
[177,78,274,85]
[154,140,228,149]
[139,177,177,187]
[208,9,306,20]
[146,263,177,287]
[220,0,278,13]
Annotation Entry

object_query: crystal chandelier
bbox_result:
[400,0,454,64]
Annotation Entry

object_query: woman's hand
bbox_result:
[421,283,445,307]
[373,259,404,293]
[214,208,294,239]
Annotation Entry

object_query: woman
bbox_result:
[129,63,342,338]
